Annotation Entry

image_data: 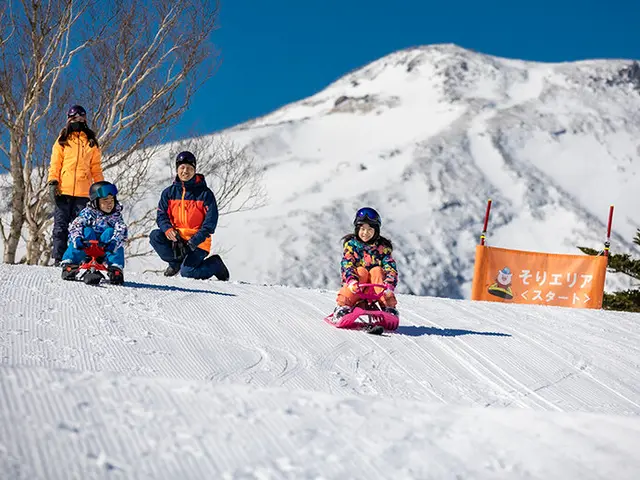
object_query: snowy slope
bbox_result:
[1,264,639,479]
[123,44,640,299]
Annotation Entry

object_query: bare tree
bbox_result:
[20,93,74,265]
[0,1,95,264]
[105,135,266,265]
[168,135,267,215]
[0,0,220,265]
[107,144,164,261]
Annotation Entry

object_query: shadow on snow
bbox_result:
[395,325,511,338]
[123,281,236,297]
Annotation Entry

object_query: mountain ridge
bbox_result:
[175,44,640,297]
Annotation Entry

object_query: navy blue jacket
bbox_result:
[156,174,218,252]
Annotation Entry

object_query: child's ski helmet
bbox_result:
[89,181,118,209]
[353,207,381,227]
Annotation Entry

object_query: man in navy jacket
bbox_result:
[149,151,230,280]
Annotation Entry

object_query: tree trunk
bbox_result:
[4,137,25,264]
[25,226,41,265]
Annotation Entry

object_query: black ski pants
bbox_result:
[52,195,88,261]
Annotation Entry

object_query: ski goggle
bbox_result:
[354,207,381,226]
[67,105,87,118]
[94,183,118,199]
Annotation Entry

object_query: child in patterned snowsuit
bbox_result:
[60,181,128,284]
[334,207,399,321]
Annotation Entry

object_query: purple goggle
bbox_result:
[354,207,381,226]
[67,105,87,118]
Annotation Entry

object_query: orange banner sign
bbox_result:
[471,245,607,309]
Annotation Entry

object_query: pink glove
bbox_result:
[347,280,360,294]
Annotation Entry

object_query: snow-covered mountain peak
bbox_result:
[125,45,640,299]
[239,44,640,132]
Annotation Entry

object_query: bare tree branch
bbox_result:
[0,0,220,265]
[169,135,268,216]
[119,134,267,262]
[0,0,97,263]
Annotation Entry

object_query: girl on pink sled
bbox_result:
[333,207,399,323]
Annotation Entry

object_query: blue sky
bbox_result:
[173,0,639,141]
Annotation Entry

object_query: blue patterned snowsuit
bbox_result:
[62,203,128,268]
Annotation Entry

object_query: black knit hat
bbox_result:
[176,151,196,169]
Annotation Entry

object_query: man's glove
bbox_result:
[73,237,87,250]
[172,235,189,261]
[103,240,118,253]
[48,180,59,203]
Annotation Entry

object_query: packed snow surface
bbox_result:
[1,264,639,479]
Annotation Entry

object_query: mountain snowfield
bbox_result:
[126,43,640,299]
[1,264,639,479]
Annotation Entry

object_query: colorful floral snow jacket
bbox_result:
[340,237,398,289]
[68,203,128,250]
[156,174,218,253]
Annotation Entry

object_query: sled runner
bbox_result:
[324,283,399,333]
[61,240,123,285]
[77,240,109,285]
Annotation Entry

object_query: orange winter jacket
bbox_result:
[47,132,103,198]
[156,174,219,253]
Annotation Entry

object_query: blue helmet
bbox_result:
[353,207,381,227]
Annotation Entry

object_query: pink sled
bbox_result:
[324,283,399,331]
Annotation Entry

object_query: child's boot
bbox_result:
[384,306,399,318]
[108,266,124,285]
[333,305,352,322]
[61,262,79,281]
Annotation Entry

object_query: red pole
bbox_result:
[604,205,614,257]
[480,199,492,246]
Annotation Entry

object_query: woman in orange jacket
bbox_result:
[47,105,104,265]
